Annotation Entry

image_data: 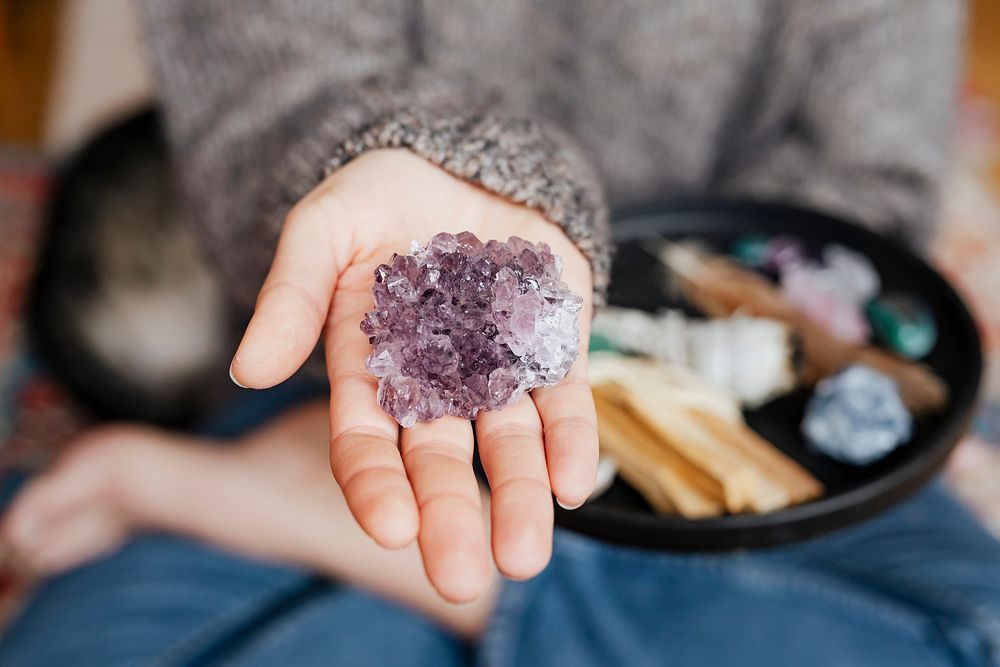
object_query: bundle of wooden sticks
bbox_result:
[591,355,823,517]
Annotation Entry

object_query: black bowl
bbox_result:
[554,200,983,550]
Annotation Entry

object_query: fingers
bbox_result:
[400,416,489,602]
[25,507,126,575]
[476,395,553,580]
[2,483,57,558]
[532,363,600,509]
[327,269,419,550]
[1,458,122,574]
[2,459,100,552]
[231,203,342,389]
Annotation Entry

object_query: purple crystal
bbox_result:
[361,232,583,427]
[763,235,805,272]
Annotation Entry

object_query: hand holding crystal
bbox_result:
[229,150,598,602]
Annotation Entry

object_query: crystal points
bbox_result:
[362,232,583,427]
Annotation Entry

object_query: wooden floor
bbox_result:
[968,0,1000,189]
[969,0,1000,101]
[0,0,61,145]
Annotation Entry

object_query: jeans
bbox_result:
[2,385,999,666]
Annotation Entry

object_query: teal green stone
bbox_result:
[866,294,937,359]
[588,332,622,354]
[731,234,772,268]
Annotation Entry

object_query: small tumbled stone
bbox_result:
[731,234,772,268]
[588,332,622,354]
[866,293,937,359]
[781,261,871,344]
[763,235,805,273]
[361,232,583,427]
[802,364,913,465]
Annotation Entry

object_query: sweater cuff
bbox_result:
[325,107,612,303]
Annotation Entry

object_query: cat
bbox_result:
[30,110,233,427]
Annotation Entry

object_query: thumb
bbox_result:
[230,203,342,388]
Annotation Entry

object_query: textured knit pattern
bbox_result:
[138,0,964,311]
[328,108,612,297]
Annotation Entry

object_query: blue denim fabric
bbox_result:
[486,483,1000,667]
[2,382,999,666]
[0,535,470,666]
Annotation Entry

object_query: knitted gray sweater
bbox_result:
[138,0,963,308]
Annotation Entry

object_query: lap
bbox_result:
[220,585,469,667]
[0,534,465,667]
[487,483,1000,667]
[0,534,310,666]
[1,380,468,666]
[784,482,1000,614]
[777,482,1000,664]
[5,437,999,667]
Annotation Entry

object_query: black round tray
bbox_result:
[554,200,982,551]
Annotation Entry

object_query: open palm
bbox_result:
[230,149,598,602]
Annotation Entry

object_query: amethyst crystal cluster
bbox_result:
[361,232,582,427]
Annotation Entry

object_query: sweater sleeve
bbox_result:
[718,0,965,250]
[138,1,610,312]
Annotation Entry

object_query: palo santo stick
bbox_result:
[660,244,948,414]
[657,408,791,514]
[593,358,821,514]
[594,391,724,517]
[612,384,789,513]
[597,386,727,504]
[590,353,742,424]
[690,410,823,504]
[593,383,727,503]
[615,455,678,515]
[594,391,722,516]
[597,381,761,512]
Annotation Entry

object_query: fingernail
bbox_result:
[557,498,584,511]
[229,362,249,389]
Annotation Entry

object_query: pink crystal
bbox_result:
[781,262,871,344]
[764,235,805,272]
[361,232,583,427]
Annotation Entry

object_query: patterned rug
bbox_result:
[0,149,89,626]
[0,150,89,475]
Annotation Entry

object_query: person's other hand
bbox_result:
[230,149,597,602]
